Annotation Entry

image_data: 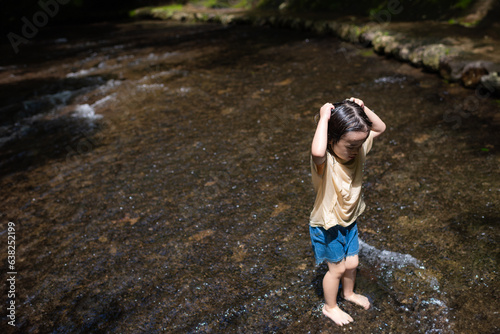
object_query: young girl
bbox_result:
[310,97,386,326]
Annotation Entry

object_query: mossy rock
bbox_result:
[439,57,467,82]
[312,20,330,35]
[461,61,491,87]
[409,45,426,67]
[372,34,396,54]
[480,72,500,95]
[422,44,449,72]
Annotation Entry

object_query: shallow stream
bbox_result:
[0,20,498,333]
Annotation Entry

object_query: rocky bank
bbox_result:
[131,5,500,97]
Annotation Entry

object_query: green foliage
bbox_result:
[234,0,252,8]
[453,0,473,9]
[360,49,375,57]
[130,3,184,17]
[156,4,184,11]
[191,0,252,8]
[369,2,387,18]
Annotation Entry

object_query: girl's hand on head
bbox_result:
[349,97,364,108]
[320,102,334,121]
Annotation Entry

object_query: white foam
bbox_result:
[129,52,180,66]
[374,76,406,84]
[360,239,451,329]
[359,238,423,269]
[137,83,165,91]
[47,90,73,106]
[67,69,94,78]
[73,104,102,120]
[421,298,447,307]
[0,65,18,71]
[0,132,17,147]
[96,80,122,95]
[66,62,120,77]
[117,54,134,61]
[92,95,115,108]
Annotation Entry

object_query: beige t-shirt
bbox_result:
[309,131,374,229]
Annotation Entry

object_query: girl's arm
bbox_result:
[350,97,386,137]
[311,103,333,175]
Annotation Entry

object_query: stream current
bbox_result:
[0,20,499,333]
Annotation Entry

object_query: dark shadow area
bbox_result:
[164,26,312,75]
[0,117,102,177]
[2,21,132,63]
[262,0,498,22]
[0,0,165,33]
[0,75,112,178]
[446,212,498,243]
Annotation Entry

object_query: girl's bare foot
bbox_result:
[343,292,371,310]
[322,304,354,326]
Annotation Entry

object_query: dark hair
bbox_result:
[326,100,372,154]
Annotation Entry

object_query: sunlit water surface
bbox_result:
[0,20,498,333]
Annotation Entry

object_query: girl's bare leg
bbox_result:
[342,255,371,309]
[322,260,354,326]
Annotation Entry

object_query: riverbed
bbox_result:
[0,20,498,333]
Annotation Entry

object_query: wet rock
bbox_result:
[172,11,192,22]
[267,15,278,25]
[372,34,396,54]
[131,7,156,19]
[337,23,363,43]
[439,57,467,82]
[385,36,405,56]
[461,61,490,87]
[422,44,449,72]
[393,42,415,62]
[326,20,340,34]
[409,45,426,67]
[195,12,213,22]
[275,15,291,27]
[312,20,330,35]
[151,8,174,20]
[290,17,304,30]
[221,14,237,25]
[360,27,382,46]
[480,72,500,94]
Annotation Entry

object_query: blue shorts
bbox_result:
[309,222,359,265]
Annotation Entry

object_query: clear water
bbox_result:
[0,20,498,333]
